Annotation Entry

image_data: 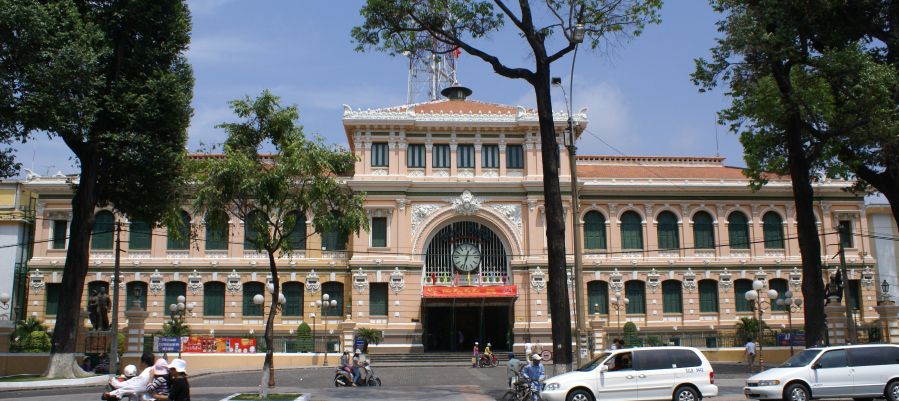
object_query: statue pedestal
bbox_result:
[589,317,606,356]
[875,302,899,345]
[124,304,149,354]
[826,299,848,345]
[338,320,357,354]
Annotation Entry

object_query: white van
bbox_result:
[743,344,899,401]
[542,346,718,401]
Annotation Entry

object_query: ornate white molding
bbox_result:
[452,190,482,215]
[719,268,732,290]
[343,105,587,125]
[188,270,203,295]
[647,268,661,293]
[305,270,321,293]
[530,267,546,292]
[353,268,368,294]
[609,268,624,292]
[149,270,164,295]
[29,269,44,292]
[683,268,697,292]
[389,267,405,293]
[411,203,444,234]
[226,270,241,295]
[789,267,802,289]
[861,265,875,288]
[489,203,523,237]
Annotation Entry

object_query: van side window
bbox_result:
[635,350,673,371]
[848,346,899,367]
[606,352,634,371]
[816,350,848,369]
[670,349,702,368]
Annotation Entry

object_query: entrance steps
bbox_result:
[369,352,511,366]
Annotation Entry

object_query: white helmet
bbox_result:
[123,364,137,377]
[532,354,542,362]
[487,342,491,346]
[475,341,479,344]
[355,349,361,354]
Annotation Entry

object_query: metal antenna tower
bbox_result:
[406,35,458,104]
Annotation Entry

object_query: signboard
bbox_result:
[422,285,517,298]
[354,337,366,353]
[176,336,257,353]
[541,350,552,362]
[776,333,805,346]
[153,337,182,353]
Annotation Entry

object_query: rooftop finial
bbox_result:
[441,85,472,100]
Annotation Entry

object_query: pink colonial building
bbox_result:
[21,87,882,354]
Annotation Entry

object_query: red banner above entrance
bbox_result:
[423,285,517,298]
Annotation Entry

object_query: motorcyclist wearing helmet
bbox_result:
[521,353,545,401]
[484,342,493,362]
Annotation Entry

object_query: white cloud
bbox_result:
[187,0,236,15]
[188,104,235,151]
[187,35,269,64]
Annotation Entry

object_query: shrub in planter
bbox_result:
[295,323,313,353]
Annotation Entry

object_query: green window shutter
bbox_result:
[848,280,861,311]
[699,280,719,313]
[482,145,499,168]
[369,283,388,316]
[282,282,303,317]
[167,211,191,250]
[839,220,853,248]
[322,282,344,317]
[243,211,265,251]
[662,280,683,313]
[734,279,752,312]
[371,143,389,167]
[91,211,114,250]
[242,282,264,317]
[625,281,646,314]
[126,282,148,310]
[457,145,474,168]
[203,282,225,316]
[433,145,450,168]
[164,282,187,314]
[620,212,643,250]
[506,145,524,169]
[286,213,306,251]
[583,212,607,250]
[52,220,68,249]
[728,213,750,249]
[322,229,346,251]
[762,212,785,249]
[769,279,789,311]
[587,281,609,314]
[657,212,680,250]
[371,217,387,247]
[407,144,425,168]
[693,212,715,249]
[45,283,61,316]
[204,212,229,251]
[129,220,152,250]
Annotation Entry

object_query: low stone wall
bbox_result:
[0,353,50,376]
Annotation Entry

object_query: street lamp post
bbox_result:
[745,280,778,372]
[610,292,629,331]
[776,290,802,355]
[168,295,194,359]
[312,294,338,366]
[253,285,286,388]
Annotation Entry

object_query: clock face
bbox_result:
[452,243,481,272]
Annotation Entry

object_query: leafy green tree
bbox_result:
[158,318,191,337]
[189,91,367,396]
[26,331,52,353]
[735,317,768,344]
[354,327,384,353]
[352,0,662,370]
[0,0,192,377]
[295,322,313,353]
[622,322,639,348]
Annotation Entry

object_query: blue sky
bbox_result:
[16,1,740,177]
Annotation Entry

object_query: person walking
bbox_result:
[472,341,480,368]
[506,352,525,389]
[745,338,757,373]
[521,354,545,401]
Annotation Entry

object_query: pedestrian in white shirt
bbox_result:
[745,338,757,372]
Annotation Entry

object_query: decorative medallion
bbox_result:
[29,269,44,292]
[188,270,203,295]
[861,266,875,288]
[452,190,482,215]
[609,268,624,292]
[149,270,164,295]
[353,268,368,294]
[719,268,732,290]
[647,268,661,293]
[683,268,697,292]
[411,203,443,234]
[530,267,546,293]
[389,267,405,293]
[489,203,523,234]
[226,270,241,295]
[305,270,321,293]
[789,267,802,289]
[754,268,768,287]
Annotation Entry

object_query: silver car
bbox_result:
[743,344,899,401]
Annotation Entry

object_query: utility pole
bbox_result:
[567,116,587,367]
[837,223,857,343]
[109,222,122,375]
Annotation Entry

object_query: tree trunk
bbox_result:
[45,158,99,378]
[532,67,573,373]
[259,250,280,397]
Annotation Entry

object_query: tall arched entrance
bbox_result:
[421,221,516,352]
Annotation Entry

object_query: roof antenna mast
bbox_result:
[406,33,459,104]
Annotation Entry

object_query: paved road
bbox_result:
[0,363,758,401]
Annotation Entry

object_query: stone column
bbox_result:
[825,298,848,345]
[339,320,357,354]
[875,302,899,345]
[124,301,149,354]
[589,317,605,357]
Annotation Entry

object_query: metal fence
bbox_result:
[604,331,776,349]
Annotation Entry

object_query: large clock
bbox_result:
[452,243,481,272]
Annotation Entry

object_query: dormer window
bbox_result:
[407,144,425,168]
[371,142,389,167]
[482,145,499,168]
[457,144,474,168]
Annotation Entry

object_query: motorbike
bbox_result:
[478,353,498,368]
[334,361,381,387]
[502,373,541,401]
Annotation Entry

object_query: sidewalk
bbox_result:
[0,374,109,391]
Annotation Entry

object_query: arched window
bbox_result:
[620,211,643,250]
[662,280,683,313]
[242,282,264,317]
[763,212,785,249]
[734,279,753,312]
[699,279,719,313]
[321,229,347,251]
[693,211,715,249]
[203,282,225,316]
[129,220,152,250]
[583,211,607,250]
[625,280,646,314]
[728,212,750,249]
[657,211,680,250]
[769,278,789,311]
[125,281,148,310]
[286,212,307,251]
[322,282,344,317]
[164,281,186,314]
[167,210,191,250]
[244,210,266,251]
[587,281,609,314]
[91,211,115,250]
[282,281,303,317]
[205,211,229,251]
